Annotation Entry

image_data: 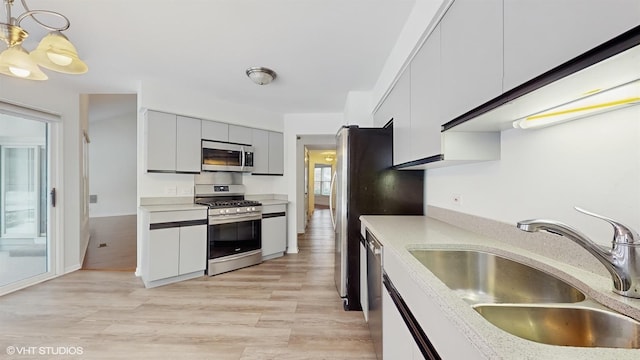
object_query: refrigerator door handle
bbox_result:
[329,170,337,230]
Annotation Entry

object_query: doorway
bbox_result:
[82,94,137,271]
[308,150,336,213]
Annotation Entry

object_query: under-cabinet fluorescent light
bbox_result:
[513,79,640,129]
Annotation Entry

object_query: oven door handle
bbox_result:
[209,213,262,225]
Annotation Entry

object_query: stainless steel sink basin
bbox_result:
[475,304,640,349]
[409,249,585,304]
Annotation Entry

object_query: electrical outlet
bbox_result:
[452,193,462,206]
[164,186,177,195]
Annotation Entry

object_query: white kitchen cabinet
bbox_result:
[141,208,207,288]
[229,124,253,145]
[409,24,442,161]
[391,68,412,166]
[251,129,284,175]
[176,115,202,173]
[146,110,177,172]
[146,227,180,282]
[261,204,287,260]
[252,129,270,174]
[383,286,425,359]
[145,111,201,173]
[383,287,414,359]
[440,0,503,123]
[373,90,393,128]
[268,131,284,175]
[178,224,207,275]
[201,120,229,142]
[503,0,640,92]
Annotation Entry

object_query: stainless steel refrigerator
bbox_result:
[331,125,424,310]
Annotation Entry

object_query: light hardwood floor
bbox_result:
[0,209,376,359]
[83,215,137,271]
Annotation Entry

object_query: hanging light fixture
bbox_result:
[246,67,277,85]
[0,0,87,81]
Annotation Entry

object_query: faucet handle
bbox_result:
[575,206,639,245]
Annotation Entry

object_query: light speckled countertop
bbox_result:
[245,194,288,207]
[360,215,640,359]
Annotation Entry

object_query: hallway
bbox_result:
[0,209,375,359]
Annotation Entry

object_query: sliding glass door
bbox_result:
[0,115,51,289]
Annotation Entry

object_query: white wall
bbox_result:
[426,106,640,246]
[89,111,137,217]
[283,114,345,253]
[0,78,83,274]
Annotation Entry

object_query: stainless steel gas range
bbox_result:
[194,182,263,276]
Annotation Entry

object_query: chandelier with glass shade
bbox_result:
[0,0,87,80]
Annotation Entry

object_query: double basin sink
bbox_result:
[409,248,640,349]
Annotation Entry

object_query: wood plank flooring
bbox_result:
[0,209,376,359]
[83,215,137,271]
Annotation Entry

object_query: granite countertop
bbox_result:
[360,215,640,360]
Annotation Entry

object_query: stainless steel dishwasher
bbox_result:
[366,230,383,360]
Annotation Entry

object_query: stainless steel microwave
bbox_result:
[202,140,254,172]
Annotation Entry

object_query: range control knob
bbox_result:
[251,207,256,211]
[246,207,252,212]
[225,209,231,214]
[236,208,241,213]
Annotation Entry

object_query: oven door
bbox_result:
[208,213,262,259]
[202,140,245,172]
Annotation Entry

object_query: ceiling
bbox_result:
[12,0,416,115]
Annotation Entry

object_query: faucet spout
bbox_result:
[517,208,640,298]
[517,219,624,290]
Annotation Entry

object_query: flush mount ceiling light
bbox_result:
[246,67,277,85]
[0,0,87,80]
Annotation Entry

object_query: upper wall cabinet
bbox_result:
[268,131,284,175]
[440,0,503,123]
[201,120,229,142]
[146,110,201,173]
[176,116,202,173]
[503,0,640,92]
[373,64,410,132]
[374,87,395,128]
[391,68,412,165]
[251,129,284,175]
[410,24,442,161]
[229,125,252,145]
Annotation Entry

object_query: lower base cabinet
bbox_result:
[383,287,424,359]
[261,204,287,260]
[141,209,207,288]
[383,273,438,360]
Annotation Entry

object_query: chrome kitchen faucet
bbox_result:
[517,207,640,299]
